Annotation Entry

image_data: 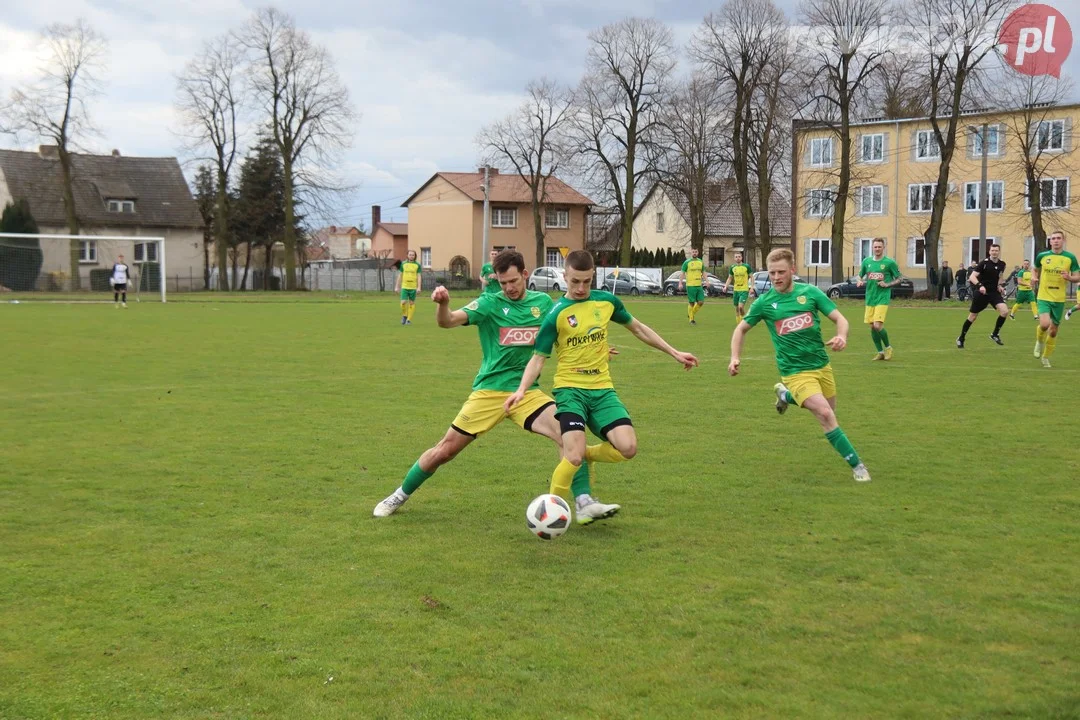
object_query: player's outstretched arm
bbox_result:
[824,309,849,351]
[505,354,547,411]
[623,318,698,369]
[728,321,751,375]
[432,286,469,328]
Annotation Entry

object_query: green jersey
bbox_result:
[744,282,838,376]
[480,263,500,293]
[460,289,554,392]
[858,256,901,306]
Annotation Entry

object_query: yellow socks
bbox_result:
[1011,303,1020,315]
[1031,303,1038,317]
[406,303,416,322]
[400,301,407,318]
[585,443,628,464]
[549,458,579,498]
[687,304,694,321]
[1045,335,1057,358]
[1036,326,1047,343]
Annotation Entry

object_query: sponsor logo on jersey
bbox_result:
[867,272,885,281]
[531,306,541,318]
[502,307,510,315]
[567,314,578,327]
[775,311,814,335]
[465,301,479,310]
[572,368,602,375]
[566,328,607,348]
[797,295,807,304]
[499,326,539,346]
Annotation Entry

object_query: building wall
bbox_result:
[31,226,204,288]
[371,226,408,260]
[632,190,691,252]
[795,105,1080,282]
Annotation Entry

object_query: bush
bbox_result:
[912,289,937,300]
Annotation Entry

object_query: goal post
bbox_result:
[0,233,167,302]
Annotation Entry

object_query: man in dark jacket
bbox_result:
[938,260,954,301]
[955,262,969,301]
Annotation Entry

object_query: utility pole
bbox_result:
[482,166,491,262]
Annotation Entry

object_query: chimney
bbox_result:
[478,167,499,176]
[372,205,381,231]
[111,149,121,157]
[38,145,60,160]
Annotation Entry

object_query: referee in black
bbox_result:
[956,243,1008,348]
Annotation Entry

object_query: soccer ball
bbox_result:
[525,494,571,540]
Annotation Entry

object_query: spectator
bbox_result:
[939,260,954,301]
[956,262,969,301]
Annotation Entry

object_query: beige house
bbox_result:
[310,225,370,259]
[402,169,594,276]
[630,180,792,266]
[0,146,203,289]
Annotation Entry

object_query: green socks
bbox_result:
[784,390,796,406]
[570,462,592,497]
[870,328,883,352]
[879,329,891,348]
[825,427,860,468]
[401,460,434,495]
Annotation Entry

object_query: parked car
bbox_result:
[601,269,663,295]
[751,270,805,296]
[662,271,729,297]
[529,266,566,292]
[825,276,915,300]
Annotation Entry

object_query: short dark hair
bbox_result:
[566,250,594,271]
[990,243,1001,249]
[493,249,526,275]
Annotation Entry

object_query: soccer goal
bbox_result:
[0,233,167,302]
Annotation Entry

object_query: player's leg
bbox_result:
[865,306,884,358]
[399,290,408,325]
[1036,302,1056,358]
[1066,302,1080,320]
[990,302,1008,344]
[1042,307,1063,366]
[121,284,127,307]
[873,307,892,358]
[958,295,985,348]
[113,284,119,306]
[787,369,868,481]
[687,297,695,323]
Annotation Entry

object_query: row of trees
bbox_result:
[477,0,1066,295]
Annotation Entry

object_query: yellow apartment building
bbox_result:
[793,103,1080,286]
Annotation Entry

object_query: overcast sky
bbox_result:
[1,0,1078,229]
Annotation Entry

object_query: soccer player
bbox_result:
[1010,259,1038,320]
[679,247,706,324]
[956,243,1008,348]
[374,250,620,524]
[856,238,902,360]
[111,254,131,308]
[395,250,422,325]
[729,248,870,483]
[505,250,698,502]
[1033,230,1080,368]
[479,249,500,294]
[724,251,754,322]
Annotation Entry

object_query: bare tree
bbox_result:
[800,0,892,283]
[3,20,107,290]
[693,0,790,265]
[570,18,676,265]
[176,34,244,291]
[870,54,933,119]
[478,78,575,270]
[649,73,728,255]
[238,8,357,290]
[902,0,1013,290]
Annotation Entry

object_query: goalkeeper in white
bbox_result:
[111,254,131,307]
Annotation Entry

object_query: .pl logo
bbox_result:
[499,326,539,346]
[775,312,814,335]
[999,3,1073,78]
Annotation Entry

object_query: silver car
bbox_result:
[529,266,566,292]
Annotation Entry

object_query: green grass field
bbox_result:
[2,293,1078,719]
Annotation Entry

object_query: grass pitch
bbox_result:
[1,293,1078,719]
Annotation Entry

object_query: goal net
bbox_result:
[0,233,167,302]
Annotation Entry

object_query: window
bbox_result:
[808,238,831,266]
[1036,119,1065,151]
[1027,177,1070,209]
[491,208,516,228]
[908,183,936,213]
[106,199,135,213]
[546,248,564,268]
[963,181,1004,211]
[656,212,665,232]
[810,137,833,166]
[861,133,884,162]
[912,237,927,267]
[133,241,158,263]
[967,237,996,264]
[807,188,834,217]
[971,126,1001,156]
[854,237,873,267]
[708,247,725,265]
[545,208,569,229]
[856,185,885,215]
[420,247,431,268]
[916,130,941,160]
[78,240,97,263]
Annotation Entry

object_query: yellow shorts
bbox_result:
[864,305,888,324]
[781,365,836,407]
[451,389,554,437]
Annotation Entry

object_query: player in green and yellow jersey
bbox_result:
[479,249,501,294]
[1010,259,1038,320]
[1033,230,1080,368]
[724,251,754,322]
[395,250,422,325]
[374,250,620,523]
[729,248,870,482]
[856,238,903,360]
[679,247,706,324]
[505,250,698,510]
